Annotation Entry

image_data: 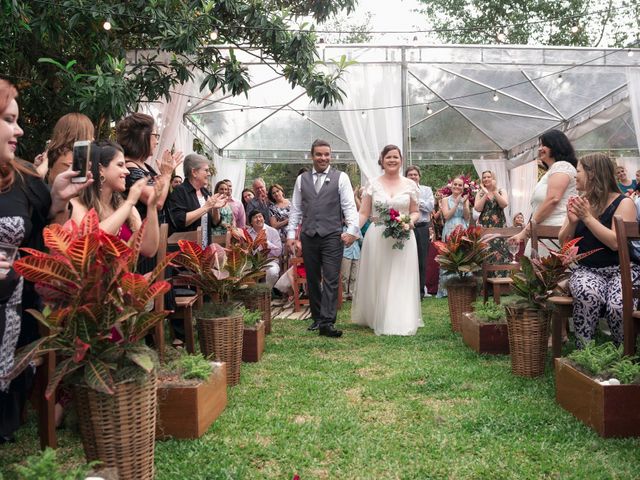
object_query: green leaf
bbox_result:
[84,359,115,394]
[125,351,154,373]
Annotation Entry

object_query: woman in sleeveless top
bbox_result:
[70,141,161,258]
[559,153,639,348]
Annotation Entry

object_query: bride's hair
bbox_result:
[378,144,402,169]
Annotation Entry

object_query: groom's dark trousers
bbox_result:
[301,231,343,328]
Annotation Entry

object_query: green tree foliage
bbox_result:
[417,0,639,47]
[1,0,356,159]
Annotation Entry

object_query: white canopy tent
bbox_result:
[132,44,640,210]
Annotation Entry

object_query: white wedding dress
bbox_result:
[351,176,423,335]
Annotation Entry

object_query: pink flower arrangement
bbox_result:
[437,174,480,207]
[374,201,412,250]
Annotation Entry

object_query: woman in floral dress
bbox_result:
[474,170,510,276]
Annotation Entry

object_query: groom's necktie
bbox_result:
[314,172,323,193]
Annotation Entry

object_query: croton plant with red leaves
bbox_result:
[5,210,176,397]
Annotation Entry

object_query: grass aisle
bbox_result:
[2,299,640,479]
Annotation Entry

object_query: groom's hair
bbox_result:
[311,139,331,155]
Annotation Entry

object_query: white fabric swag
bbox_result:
[509,161,538,224]
[338,64,403,183]
[212,152,246,202]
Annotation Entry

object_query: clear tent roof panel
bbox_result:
[185,45,639,160]
[573,111,638,152]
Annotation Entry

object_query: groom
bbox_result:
[287,139,360,338]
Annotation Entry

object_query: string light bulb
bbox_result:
[361,111,367,118]
[209,29,218,41]
[187,99,192,107]
[571,24,579,33]
[492,91,499,102]
[426,105,433,115]
[556,74,564,84]
[628,49,634,57]
[103,20,112,31]
[496,31,506,42]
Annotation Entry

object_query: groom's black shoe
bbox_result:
[308,320,321,331]
[319,325,343,338]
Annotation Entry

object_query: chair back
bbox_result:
[167,226,203,247]
[530,221,561,258]
[613,215,640,356]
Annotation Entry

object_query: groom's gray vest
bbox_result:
[300,168,343,237]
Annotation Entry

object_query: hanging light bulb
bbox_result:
[361,111,367,118]
[571,23,579,34]
[426,104,433,115]
[628,49,634,57]
[187,99,192,107]
[103,20,112,31]
[492,92,499,102]
[496,31,506,42]
[209,29,218,41]
[556,74,564,84]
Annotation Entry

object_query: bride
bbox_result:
[351,145,423,335]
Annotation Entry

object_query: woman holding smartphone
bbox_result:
[0,80,91,442]
[69,141,161,257]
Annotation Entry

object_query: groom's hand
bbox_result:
[341,232,358,246]
[287,239,298,256]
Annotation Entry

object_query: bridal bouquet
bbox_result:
[374,201,412,250]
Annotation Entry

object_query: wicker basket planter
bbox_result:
[197,311,244,386]
[73,373,157,480]
[242,320,266,363]
[447,281,478,332]
[156,362,227,439]
[241,290,272,335]
[461,312,510,355]
[555,358,640,438]
[505,305,550,377]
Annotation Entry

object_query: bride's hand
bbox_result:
[341,232,358,246]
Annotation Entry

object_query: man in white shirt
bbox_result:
[406,165,435,299]
[287,139,359,338]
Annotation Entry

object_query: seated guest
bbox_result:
[513,212,525,228]
[223,179,246,228]
[70,141,160,257]
[211,180,235,236]
[615,165,637,195]
[165,153,226,247]
[247,210,282,288]
[560,153,639,348]
[245,177,272,224]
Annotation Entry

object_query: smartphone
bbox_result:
[71,140,90,183]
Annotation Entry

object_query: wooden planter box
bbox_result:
[242,321,265,362]
[555,358,640,438]
[156,363,227,440]
[461,312,510,355]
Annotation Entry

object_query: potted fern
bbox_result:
[555,342,640,437]
[461,299,510,355]
[433,225,494,332]
[9,210,174,480]
[156,352,227,439]
[507,237,599,377]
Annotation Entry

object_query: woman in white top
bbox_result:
[510,129,578,255]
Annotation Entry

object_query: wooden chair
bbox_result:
[614,216,640,356]
[530,221,572,358]
[167,227,203,354]
[152,224,169,363]
[289,256,343,313]
[480,226,522,304]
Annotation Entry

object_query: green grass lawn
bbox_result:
[2,299,640,479]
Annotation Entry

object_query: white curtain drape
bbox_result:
[338,64,403,182]
[139,81,193,170]
[472,157,512,224]
[172,123,195,179]
[509,161,538,223]
[212,152,246,201]
[627,68,640,152]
